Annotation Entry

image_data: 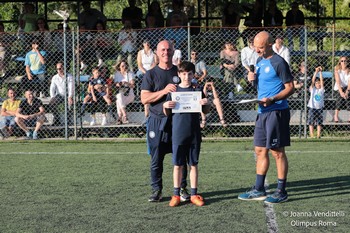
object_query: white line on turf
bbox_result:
[253,152,280,233]
[0,150,347,155]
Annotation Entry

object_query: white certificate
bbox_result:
[171,91,202,113]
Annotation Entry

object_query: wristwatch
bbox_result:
[269,96,275,103]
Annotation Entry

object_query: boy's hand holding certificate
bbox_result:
[171,91,202,113]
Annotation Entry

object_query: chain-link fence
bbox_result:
[0,25,349,139]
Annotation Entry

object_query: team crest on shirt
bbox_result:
[264,66,270,73]
[173,76,180,84]
[149,131,155,138]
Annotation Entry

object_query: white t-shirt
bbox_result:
[241,46,259,68]
[140,49,155,71]
[333,70,350,91]
[272,44,291,65]
[113,71,135,94]
[308,87,325,109]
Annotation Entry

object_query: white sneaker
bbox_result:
[236,84,243,92]
[101,116,107,126]
[90,117,96,126]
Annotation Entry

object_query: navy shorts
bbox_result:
[307,108,323,126]
[172,144,200,166]
[254,109,291,149]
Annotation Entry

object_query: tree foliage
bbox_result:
[0,0,349,31]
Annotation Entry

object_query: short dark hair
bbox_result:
[178,61,195,73]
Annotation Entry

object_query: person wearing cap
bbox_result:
[22,38,46,96]
[78,0,107,30]
[272,34,290,65]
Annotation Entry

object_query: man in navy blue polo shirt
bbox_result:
[141,40,189,202]
[238,31,295,204]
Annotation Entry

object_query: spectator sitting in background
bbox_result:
[272,34,290,65]
[22,38,46,97]
[293,61,310,98]
[241,37,259,73]
[81,67,113,126]
[0,88,21,138]
[333,56,350,123]
[18,2,40,33]
[136,40,157,79]
[117,19,137,73]
[122,0,143,29]
[190,49,207,84]
[264,0,283,36]
[285,2,305,51]
[145,1,164,28]
[0,22,16,78]
[49,62,74,126]
[166,0,188,27]
[136,40,157,124]
[141,15,163,50]
[221,1,241,42]
[78,0,107,30]
[15,89,45,140]
[93,20,114,67]
[77,25,94,74]
[113,60,135,124]
[164,14,187,49]
[220,42,241,92]
[200,79,228,128]
[241,0,263,44]
[34,18,52,51]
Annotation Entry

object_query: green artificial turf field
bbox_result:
[0,140,349,232]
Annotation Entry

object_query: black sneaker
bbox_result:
[148,190,162,202]
[180,188,190,202]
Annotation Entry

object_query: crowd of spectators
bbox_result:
[0,0,348,138]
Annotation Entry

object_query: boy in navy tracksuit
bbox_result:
[163,61,210,207]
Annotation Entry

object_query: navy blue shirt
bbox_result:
[89,77,106,87]
[19,98,43,115]
[166,86,203,145]
[141,65,178,118]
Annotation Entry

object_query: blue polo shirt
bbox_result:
[256,54,293,113]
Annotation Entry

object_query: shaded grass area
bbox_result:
[0,141,349,232]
